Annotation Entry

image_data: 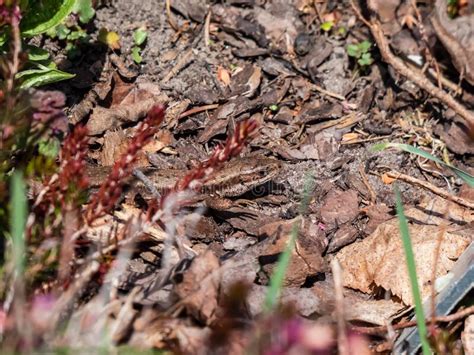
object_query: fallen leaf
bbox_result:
[320,189,359,227]
[335,198,472,305]
[100,130,127,166]
[381,173,396,184]
[217,66,231,86]
[342,132,360,142]
[229,64,262,98]
[173,249,220,324]
[311,280,404,325]
[258,217,326,287]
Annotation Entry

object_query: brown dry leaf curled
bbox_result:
[258,217,326,287]
[173,249,220,324]
[335,198,472,305]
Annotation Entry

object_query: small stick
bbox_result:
[311,83,346,101]
[179,104,219,119]
[352,305,474,336]
[133,168,160,198]
[359,165,377,204]
[331,259,349,355]
[165,0,179,31]
[204,10,211,49]
[161,48,194,83]
[385,170,474,209]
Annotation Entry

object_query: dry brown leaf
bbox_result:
[258,217,326,287]
[217,66,231,86]
[335,198,472,305]
[344,298,404,326]
[320,189,359,227]
[110,72,135,107]
[173,249,220,324]
[311,280,405,325]
[229,64,262,98]
[381,173,396,184]
[100,130,127,166]
[342,132,360,142]
[86,84,169,135]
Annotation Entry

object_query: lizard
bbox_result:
[86,156,282,208]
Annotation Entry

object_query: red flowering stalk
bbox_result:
[160,119,258,208]
[34,125,89,209]
[57,125,89,196]
[86,104,166,223]
[0,0,21,28]
[0,0,22,110]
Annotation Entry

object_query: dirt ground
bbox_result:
[8,0,474,353]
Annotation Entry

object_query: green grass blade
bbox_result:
[10,171,27,275]
[394,186,431,355]
[263,221,298,312]
[373,143,474,187]
[263,173,315,312]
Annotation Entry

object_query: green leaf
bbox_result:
[16,61,57,78]
[26,45,50,61]
[131,46,142,64]
[73,0,95,24]
[373,142,474,187]
[17,63,75,88]
[67,28,86,41]
[359,40,372,53]
[133,27,147,46]
[38,138,60,158]
[346,44,360,58]
[394,186,431,355]
[21,0,76,37]
[358,52,373,66]
[66,42,81,59]
[0,31,7,47]
[320,21,334,32]
[337,26,347,36]
[55,23,71,40]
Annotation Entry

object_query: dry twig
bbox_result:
[353,305,474,336]
[385,170,474,209]
[331,259,349,355]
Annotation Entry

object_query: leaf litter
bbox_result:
[3,0,474,353]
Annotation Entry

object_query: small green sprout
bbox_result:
[347,40,373,67]
[320,21,334,32]
[269,104,279,112]
[133,27,148,46]
[131,27,148,64]
[337,26,347,36]
[131,47,143,64]
[73,0,96,24]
